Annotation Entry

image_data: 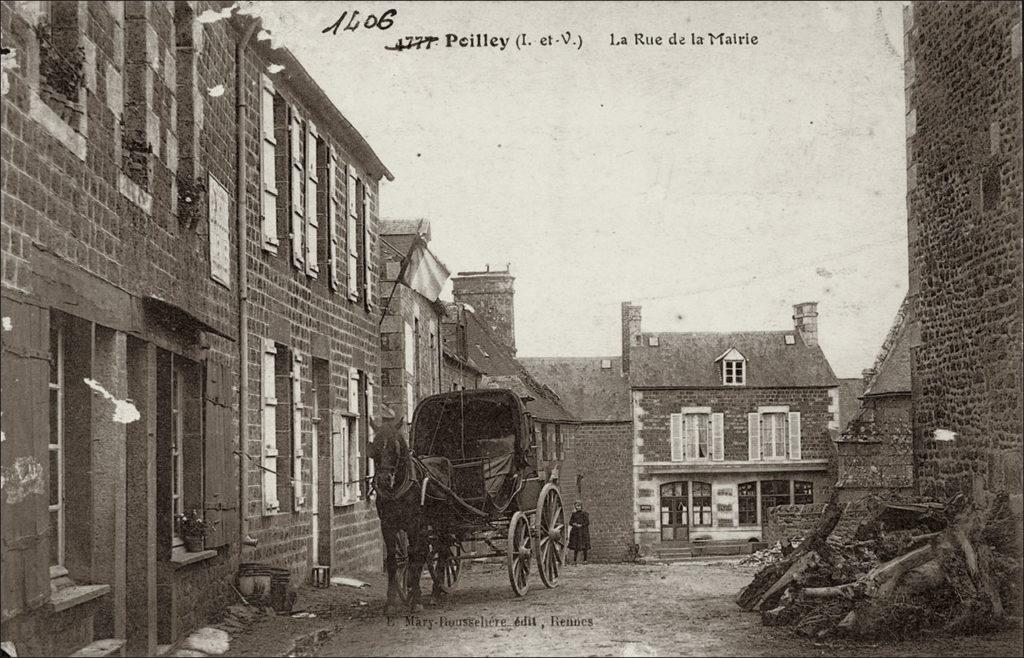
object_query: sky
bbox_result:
[250,1,910,378]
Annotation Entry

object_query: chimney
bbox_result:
[451,265,516,355]
[621,302,642,374]
[793,302,819,347]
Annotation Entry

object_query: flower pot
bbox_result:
[184,534,205,553]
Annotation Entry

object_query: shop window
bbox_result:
[692,481,712,526]
[738,481,757,525]
[760,479,791,522]
[794,480,813,505]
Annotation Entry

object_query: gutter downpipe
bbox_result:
[236,18,259,552]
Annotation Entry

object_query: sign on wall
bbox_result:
[716,484,736,527]
[208,174,230,288]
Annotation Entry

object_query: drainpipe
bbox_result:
[236,18,260,551]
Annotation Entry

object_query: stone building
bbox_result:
[1,2,388,655]
[439,300,483,392]
[903,2,1022,506]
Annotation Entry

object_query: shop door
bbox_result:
[660,481,690,542]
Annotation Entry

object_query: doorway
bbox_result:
[660,481,690,542]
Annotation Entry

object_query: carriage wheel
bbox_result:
[428,541,462,593]
[507,511,532,597]
[394,533,420,603]
[536,483,566,589]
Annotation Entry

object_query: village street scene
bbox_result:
[0,1,1021,657]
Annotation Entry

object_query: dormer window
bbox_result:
[724,360,745,385]
[716,347,746,385]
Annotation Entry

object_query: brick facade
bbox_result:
[566,422,635,562]
[904,2,1023,502]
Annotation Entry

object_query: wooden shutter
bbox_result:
[669,412,683,462]
[328,147,340,291]
[261,340,279,512]
[346,166,359,300]
[291,351,304,509]
[260,74,278,251]
[788,411,801,460]
[304,121,319,276]
[711,412,724,461]
[747,413,760,461]
[203,361,237,547]
[347,366,359,414]
[289,106,304,268]
[331,410,347,506]
[362,187,373,310]
[0,300,50,618]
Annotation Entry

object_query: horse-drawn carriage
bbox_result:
[373,388,567,609]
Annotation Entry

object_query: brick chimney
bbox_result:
[621,302,642,374]
[451,265,516,355]
[792,302,819,347]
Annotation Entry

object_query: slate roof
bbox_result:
[462,312,575,422]
[380,219,431,240]
[520,357,631,422]
[863,300,914,397]
[630,331,838,388]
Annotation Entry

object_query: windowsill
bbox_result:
[168,547,217,568]
[48,584,111,613]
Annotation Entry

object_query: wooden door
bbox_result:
[660,481,690,542]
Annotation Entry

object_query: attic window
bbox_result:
[600,359,612,369]
[724,360,745,385]
[648,336,659,347]
[785,335,796,345]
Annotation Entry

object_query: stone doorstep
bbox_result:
[49,584,112,612]
[69,638,126,657]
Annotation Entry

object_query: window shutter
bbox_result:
[362,187,373,310]
[291,352,304,509]
[328,147,340,291]
[348,366,359,415]
[259,75,278,251]
[203,361,237,547]
[346,166,359,300]
[670,412,683,462]
[711,412,724,461]
[289,106,304,268]
[1,299,50,613]
[261,340,279,512]
[304,122,319,276]
[747,413,760,461]
[331,410,347,506]
[406,381,414,423]
[404,321,415,374]
[788,411,801,460]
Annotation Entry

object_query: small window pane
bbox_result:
[49,510,60,565]
[49,449,60,506]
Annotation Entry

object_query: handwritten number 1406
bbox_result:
[322,9,397,34]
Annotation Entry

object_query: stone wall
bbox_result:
[905,1,1023,504]
[570,422,635,562]
[763,503,828,544]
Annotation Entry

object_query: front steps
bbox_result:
[651,540,767,563]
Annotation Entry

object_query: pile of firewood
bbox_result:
[736,491,1021,641]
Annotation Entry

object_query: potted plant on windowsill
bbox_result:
[176,510,208,553]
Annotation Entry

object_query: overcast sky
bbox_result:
[254,1,909,378]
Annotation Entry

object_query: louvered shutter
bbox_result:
[747,412,760,461]
[348,366,359,414]
[346,166,359,300]
[261,340,279,512]
[260,75,278,251]
[304,121,319,276]
[291,352,304,508]
[711,413,724,461]
[362,187,373,310]
[788,412,801,460]
[328,147,340,290]
[331,410,347,506]
[289,106,304,267]
[670,413,683,462]
[204,361,237,547]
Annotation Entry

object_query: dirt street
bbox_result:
[275,560,1022,657]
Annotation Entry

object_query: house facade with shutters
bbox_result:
[0,2,389,655]
[625,302,840,549]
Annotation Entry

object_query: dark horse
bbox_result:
[368,415,446,615]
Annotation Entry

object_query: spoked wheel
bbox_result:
[428,540,462,593]
[507,511,532,597]
[536,483,566,589]
[394,533,420,603]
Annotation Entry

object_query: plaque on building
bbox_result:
[208,174,230,288]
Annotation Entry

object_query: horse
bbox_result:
[368,415,447,615]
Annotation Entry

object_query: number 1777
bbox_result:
[385,36,440,51]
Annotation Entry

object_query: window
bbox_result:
[259,74,279,250]
[326,146,342,290]
[304,122,320,276]
[692,481,712,526]
[685,413,709,459]
[262,341,300,513]
[37,1,85,127]
[738,482,757,525]
[794,481,813,505]
[261,341,280,512]
[48,320,65,568]
[724,359,745,385]
[554,424,563,460]
[761,412,787,459]
[157,351,202,548]
[362,186,374,310]
[760,479,791,522]
[289,106,305,268]
[335,367,364,505]
[346,166,359,300]
[540,424,550,461]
